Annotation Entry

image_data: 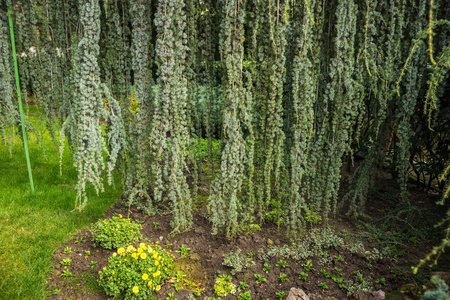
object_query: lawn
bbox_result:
[0,105,122,299]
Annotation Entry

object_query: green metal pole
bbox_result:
[7,6,35,195]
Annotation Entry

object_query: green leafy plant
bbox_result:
[60,270,74,278]
[99,242,174,299]
[334,254,344,262]
[172,283,180,292]
[334,267,343,276]
[238,290,252,300]
[193,287,205,296]
[222,248,255,275]
[335,277,347,289]
[214,275,236,297]
[238,281,249,290]
[254,274,266,283]
[376,278,386,285]
[90,260,97,269]
[320,269,329,277]
[242,224,261,234]
[63,247,72,254]
[176,271,186,282]
[275,291,287,299]
[263,263,271,273]
[304,210,322,224]
[153,222,160,228]
[60,258,72,266]
[318,282,328,290]
[74,237,85,244]
[366,263,372,270]
[84,250,91,258]
[166,243,173,248]
[299,272,308,281]
[247,252,254,258]
[176,244,191,258]
[166,292,176,300]
[303,260,313,271]
[276,259,287,268]
[278,273,289,282]
[91,215,142,249]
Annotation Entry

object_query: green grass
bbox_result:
[0,105,122,299]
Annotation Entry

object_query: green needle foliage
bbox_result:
[2,0,450,272]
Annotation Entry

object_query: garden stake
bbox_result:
[7,6,35,195]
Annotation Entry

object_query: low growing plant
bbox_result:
[238,290,252,300]
[318,282,328,290]
[99,242,174,299]
[176,244,191,258]
[275,291,287,299]
[303,260,313,271]
[276,259,287,268]
[263,262,271,273]
[91,215,142,249]
[60,258,72,266]
[254,274,266,283]
[60,270,74,277]
[278,273,289,282]
[63,247,72,254]
[299,272,308,281]
[222,248,255,275]
[238,281,249,290]
[213,274,236,297]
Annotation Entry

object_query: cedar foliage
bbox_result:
[1,0,449,252]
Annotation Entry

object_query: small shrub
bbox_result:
[91,215,142,249]
[214,275,236,297]
[222,248,255,275]
[99,242,174,300]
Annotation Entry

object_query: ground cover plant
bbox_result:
[0,0,450,299]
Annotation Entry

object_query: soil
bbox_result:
[46,208,448,299]
[46,164,450,300]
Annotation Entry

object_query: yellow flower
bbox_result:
[131,253,139,260]
[132,286,139,294]
[142,273,149,280]
[147,280,153,287]
[118,248,125,255]
[113,253,117,257]
[153,270,161,277]
[155,260,159,266]
[156,285,161,291]
[140,253,147,259]
[118,214,122,218]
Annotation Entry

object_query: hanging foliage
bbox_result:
[125,0,153,207]
[151,0,193,232]
[208,0,250,237]
[60,0,126,210]
[0,8,16,153]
